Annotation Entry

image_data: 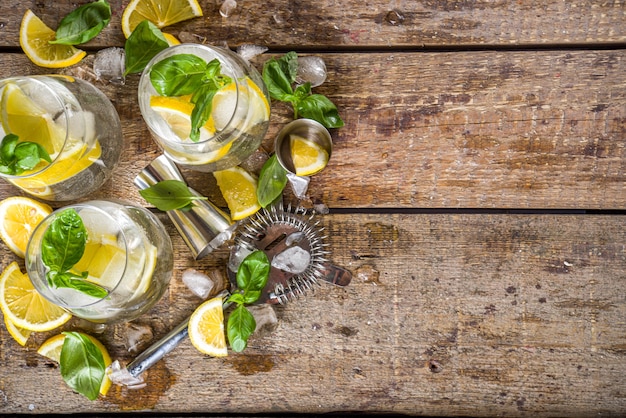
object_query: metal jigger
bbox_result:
[134,155,234,260]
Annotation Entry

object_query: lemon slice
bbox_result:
[71,234,127,291]
[210,77,270,132]
[188,296,227,357]
[213,166,261,220]
[0,196,52,258]
[122,0,204,38]
[290,135,330,176]
[4,315,32,346]
[0,262,72,332]
[37,333,112,396]
[1,82,65,155]
[19,9,86,68]
[150,95,215,141]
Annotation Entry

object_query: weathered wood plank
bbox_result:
[0,0,624,49]
[1,213,624,415]
[0,50,623,209]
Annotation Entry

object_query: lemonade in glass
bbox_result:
[138,44,270,172]
[26,200,173,324]
[0,75,122,201]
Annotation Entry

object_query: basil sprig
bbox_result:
[257,154,288,208]
[139,179,208,211]
[60,332,106,401]
[124,20,169,76]
[41,209,108,299]
[227,251,270,352]
[262,52,344,128]
[0,134,51,175]
[50,0,111,46]
[150,55,232,142]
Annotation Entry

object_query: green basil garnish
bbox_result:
[257,154,288,208]
[50,0,111,46]
[60,332,106,401]
[139,179,207,211]
[124,20,169,76]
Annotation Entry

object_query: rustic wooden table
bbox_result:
[0,0,624,416]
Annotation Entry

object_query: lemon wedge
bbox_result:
[122,0,203,38]
[213,166,261,220]
[291,135,330,176]
[19,9,86,68]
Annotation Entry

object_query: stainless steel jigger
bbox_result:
[134,155,234,260]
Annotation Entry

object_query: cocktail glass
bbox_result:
[26,200,174,324]
[0,75,123,201]
[138,44,270,172]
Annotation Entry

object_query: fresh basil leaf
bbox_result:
[41,209,88,273]
[227,292,246,305]
[60,332,106,401]
[189,85,218,142]
[0,134,18,163]
[49,272,108,299]
[297,94,344,128]
[203,58,222,80]
[236,250,270,294]
[257,154,287,208]
[50,0,111,46]
[242,289,261,305]
[150,54,208,96]
[139,179,207,211]
[14,142,51,172]
[262,58,295,101]
[0,134,51,175]
[227,305,256,353]
[277,51,299,84]
[124,20,169,76]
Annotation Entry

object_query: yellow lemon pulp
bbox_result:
[19,9,86,68]
[37,333,113,396]
[213,166,261,220]
[0,262,72,332]
[0,196,52,258]
[290,135,330,176]
[188,296,227,357]
[122,0,204,38]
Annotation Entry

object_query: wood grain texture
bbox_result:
[0,0,625,48]
[0,213,624,415]
[0,50,623,209]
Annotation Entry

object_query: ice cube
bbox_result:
[248,304,278,336]
[287,172,310,199]
[236,44,268,63]
[228,244,255,275]
[107,360,147,389]
[93,47,126,84]
[219,0,237,17]
[124,323,153,354]
[181,269,215,299]
[313,203,329,215]
[285,231,305,247]
[296,56,327,88]
[271,246,311,274]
